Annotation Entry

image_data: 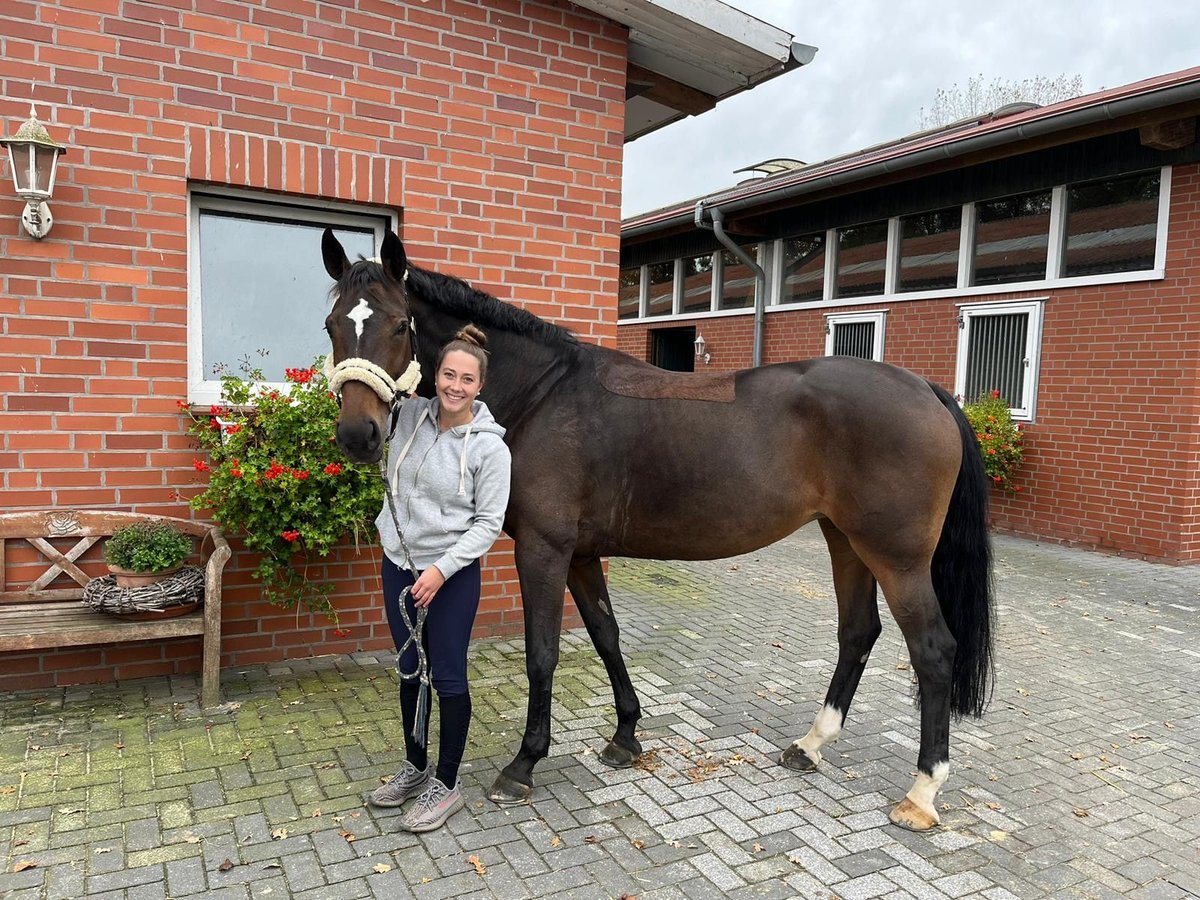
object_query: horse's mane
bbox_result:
[405,265,579,349]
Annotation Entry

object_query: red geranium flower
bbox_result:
[282,529,300,542]
[193,459,210,472]
[323,463,342,476]
[292,469,310,480]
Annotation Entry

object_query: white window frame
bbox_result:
[825,310,887,361]
[187,188,395,405]
[954,298,1046,421]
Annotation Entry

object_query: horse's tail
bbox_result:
[927,380,995,720]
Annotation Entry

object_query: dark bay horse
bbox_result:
[321,229,994,831]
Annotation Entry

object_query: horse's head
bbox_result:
[322,228,419,464]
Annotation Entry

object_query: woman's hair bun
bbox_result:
[454,324,488,350]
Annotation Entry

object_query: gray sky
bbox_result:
[621,0,1200,218]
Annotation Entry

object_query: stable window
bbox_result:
[955,300,1044,420]
[681,253,715,314]
[618,266,643,320]
[188,190,391,405]
[835,221,888,298]
[825,311,886,361]
[719,246,758,310]
[646,261,675,317]
[972,190,1052,286]
[1062,171,1161,278]
[898,207,961,292]
[780,233,826,303]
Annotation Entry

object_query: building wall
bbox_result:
[618,162,1200,563]
[0,0,627,691]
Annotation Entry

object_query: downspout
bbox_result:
[695,201,767,367]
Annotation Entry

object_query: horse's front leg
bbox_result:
[568,556,642,767]
[488,533,572,806]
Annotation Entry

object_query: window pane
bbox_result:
[835,221,887,298]
[199,211,375,381]
[618,267,641,320]
[781,233,825,303]
[899,207,961,292]
[972,191,1051,286]
[1063,171,1159,277]
[832,321,875,359]
[646,261,674,317]
[720,246,757,310]
[681,254,714,313]
[965,312,1028,407]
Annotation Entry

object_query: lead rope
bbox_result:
[380,443,433,747]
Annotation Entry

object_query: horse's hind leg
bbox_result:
[568,557,642,767]
[874,567,956,831]
[781,519,881,772]
[488,533,571,806]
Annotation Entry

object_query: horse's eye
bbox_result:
[395,321,409,335]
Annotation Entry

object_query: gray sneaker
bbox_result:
[367,761,430,808]
[399,776,464,832]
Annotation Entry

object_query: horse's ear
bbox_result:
[322,228,350,281]
[380,230,408,283]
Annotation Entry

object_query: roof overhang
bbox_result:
[572,0,816,142]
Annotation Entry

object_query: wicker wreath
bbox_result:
[82,565,206,615]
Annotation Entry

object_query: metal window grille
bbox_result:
[965,312,1027,406]
[831,321,876,359]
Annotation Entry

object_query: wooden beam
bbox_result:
[627,63,716,116]
[1139,117,1196,151]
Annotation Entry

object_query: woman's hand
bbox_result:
[411,566,446,608]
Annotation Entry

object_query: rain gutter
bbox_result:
[625,80,1200,240]
[695,202,766,367]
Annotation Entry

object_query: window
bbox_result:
[899,207,961,292]
[972,190,1052,286]
[835,221,888,298]
[646,261,675,317]
[1062,171,1160,277]
[719,246,758,310]
[681,254,714,314]
[825,311,886,360]
[780,233,826,303]
[618,266,642,320]
[955,300,1044,420]
[189,190,391,404]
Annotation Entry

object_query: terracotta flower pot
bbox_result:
[107,563,183,590]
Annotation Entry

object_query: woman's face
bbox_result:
[436,349,483,419]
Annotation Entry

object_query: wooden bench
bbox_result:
[0,509,231,708]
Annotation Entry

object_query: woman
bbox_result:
[367,324,511,833]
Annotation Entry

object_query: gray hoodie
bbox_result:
[376,397,511,580]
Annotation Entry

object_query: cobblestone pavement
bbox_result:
[2,524,1198,899]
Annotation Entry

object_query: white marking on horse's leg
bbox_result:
[347,297,373,347]
[904,761,950,822]
[789,703,843,766]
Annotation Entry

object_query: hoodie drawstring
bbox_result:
[458,423,472,496]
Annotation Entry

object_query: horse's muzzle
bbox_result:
[336,416,384,464]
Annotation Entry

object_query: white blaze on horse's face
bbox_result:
[347,297,374,349]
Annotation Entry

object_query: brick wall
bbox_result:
[618,162,1200,563]
[0,0,627,692]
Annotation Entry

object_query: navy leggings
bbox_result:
[382,557,480,696]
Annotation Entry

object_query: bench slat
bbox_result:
[0,602,205,651]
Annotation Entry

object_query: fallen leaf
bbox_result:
[1070,752,1084,760]
[13,840,28,848]
[240,751,252,761]
[218,858,235,872]
[270,828,288,840]
[584,835,599,844]
[14,861,38,872]
[1073,808,1090,817]
[420,877,432,884]
[263,862,282,869]
[549,835,562,848]
[990,830,1008,841]
[986,802,1001,811]
[0,786,15,795]
[467,854,487,876]
[373,863,392,874]
[339,829,356,843]
[311,808,322,818]
[184,832,201,844]
[752,842,765,853]
[115,742,125,750]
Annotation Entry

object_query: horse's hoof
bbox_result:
[779,744,820,772]
[599,739,642,769]
[488,773,533,807]
[889,797,939,832]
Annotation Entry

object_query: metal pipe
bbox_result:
[695,202,766,367]
[624,80,1200,238]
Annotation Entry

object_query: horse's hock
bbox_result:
[0,509,230,708]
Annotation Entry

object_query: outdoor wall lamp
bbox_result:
[1,105,67,239]
[694,332,712,365]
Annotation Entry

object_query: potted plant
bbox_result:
[104,521,194,588]
[962,389,1025,493]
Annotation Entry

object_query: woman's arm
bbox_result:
[429,439,512,583]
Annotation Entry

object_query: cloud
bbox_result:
[622,0,1200,217]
